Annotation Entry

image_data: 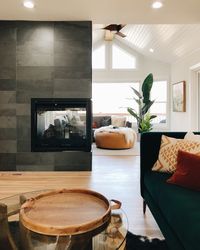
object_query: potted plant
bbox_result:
[127,73,157,133]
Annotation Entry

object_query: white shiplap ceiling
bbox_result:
[93,24,200,64]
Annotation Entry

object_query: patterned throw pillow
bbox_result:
[152,135,200,173]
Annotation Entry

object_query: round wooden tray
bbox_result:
[19,189,121,236]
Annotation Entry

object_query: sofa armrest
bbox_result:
[140,132,188,197]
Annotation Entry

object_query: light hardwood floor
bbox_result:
[0,155,163,239]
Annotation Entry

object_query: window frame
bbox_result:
[92,40,139,72]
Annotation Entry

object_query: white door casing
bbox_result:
[189,63,200,131]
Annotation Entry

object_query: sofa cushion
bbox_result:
[92,116,111,128]
[167,150,200,191]
[152,135,200,173]
[184,131,200,141]
[144,171,200,250]
[111,115,126,127]
[100,117,111,127]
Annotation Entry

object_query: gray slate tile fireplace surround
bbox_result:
[0,21,92,171]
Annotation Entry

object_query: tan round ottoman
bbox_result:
[95,131,135,149]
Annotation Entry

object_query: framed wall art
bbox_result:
[172,81,186,112]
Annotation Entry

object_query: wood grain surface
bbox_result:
[0,155,164,238]
[20,189,111,235]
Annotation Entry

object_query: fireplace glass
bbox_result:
[31,98,91,152]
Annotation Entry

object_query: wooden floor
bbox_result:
[0,155,163,239]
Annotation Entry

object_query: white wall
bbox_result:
[171,50,200,131]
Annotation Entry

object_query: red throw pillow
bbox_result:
[92,122,98,128]
[167,150,200,191]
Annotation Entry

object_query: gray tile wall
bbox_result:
[0,21,92,171]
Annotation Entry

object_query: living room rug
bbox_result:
[125,231,169,250]
[92,142,140,156]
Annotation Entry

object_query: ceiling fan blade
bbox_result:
[116,32,126,38]
[103,24,118,31]
[119,24,126,30]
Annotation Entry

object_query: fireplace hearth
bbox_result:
[31,98,92,152]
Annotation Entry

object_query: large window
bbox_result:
[92,43,136,70]
[92,81,168,125]
[92,82,139,114]
[151,81,167,124]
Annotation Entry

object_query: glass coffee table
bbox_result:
[0,190,128,250]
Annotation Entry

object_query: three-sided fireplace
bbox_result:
[31,98,92,152]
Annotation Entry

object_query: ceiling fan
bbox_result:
[103,24,126,41]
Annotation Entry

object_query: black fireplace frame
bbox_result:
[31,98,92,152]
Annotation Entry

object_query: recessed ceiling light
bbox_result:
[152,1,163,9]
[149,48,154,53]
[23,0,35,9]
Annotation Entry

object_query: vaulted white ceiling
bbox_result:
[93,24,200,64]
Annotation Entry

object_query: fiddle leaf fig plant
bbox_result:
[127,73,157,133]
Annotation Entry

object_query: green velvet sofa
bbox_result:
[140,132,200,250]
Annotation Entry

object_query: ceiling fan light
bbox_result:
[23,0,35,9]
[104,30,114,41]
[152,1,163,9]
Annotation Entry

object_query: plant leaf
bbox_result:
[139,120,152,133]
[131,87,142,99]
[127,108,141,121]
[141,100,155,115]
[138,112,154,132]
[133,98,141,106]
[142,73,153,103]
[149,115,157,120]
